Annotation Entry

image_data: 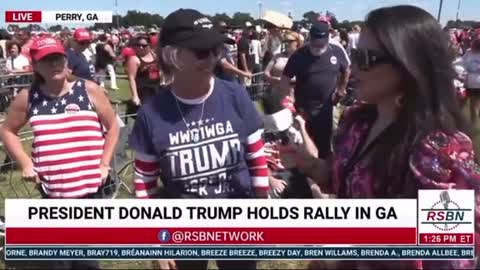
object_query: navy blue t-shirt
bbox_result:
[283,43,349,108]
[129,79,263,198]
[66,48,94,81]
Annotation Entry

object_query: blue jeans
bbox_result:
[302,100,334,159]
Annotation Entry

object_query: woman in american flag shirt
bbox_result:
[0,36,119,200]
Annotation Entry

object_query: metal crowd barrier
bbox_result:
[245,72,270,101]
[0,72,35,114]
[0,72,34,89]
[0,70,268,102]
[0,113,137,232]
[96,71,270,102]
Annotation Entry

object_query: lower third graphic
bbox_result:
[158,229,171,243]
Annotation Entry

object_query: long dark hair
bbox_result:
[365,5,470,197]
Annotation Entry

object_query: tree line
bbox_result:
[92,10,258,30]
[446,20,480,29]
[90,10,364,31]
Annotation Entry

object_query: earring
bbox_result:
[395,96,403,107]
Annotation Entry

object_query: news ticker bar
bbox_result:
[5,193,476,247]
[5,11,112,23]
[4,246,475,260]
[5,227,417,245]
[6,228,475,246]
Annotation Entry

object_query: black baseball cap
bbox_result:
[310,20,330,40]
[160,9,234,49]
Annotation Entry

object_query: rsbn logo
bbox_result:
[421,190,473,231]
[158,229,171,242]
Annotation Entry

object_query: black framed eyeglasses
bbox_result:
[191,46,222,60]
[351,48,394,71]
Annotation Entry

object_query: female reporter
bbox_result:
[0,37,119,199]
[129,9,268,270]
[297,6,480,270]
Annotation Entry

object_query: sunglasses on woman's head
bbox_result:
[351,48,394,71]
[191,46,222,60]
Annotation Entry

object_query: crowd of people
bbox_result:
[0,4,479,270]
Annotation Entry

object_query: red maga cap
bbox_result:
[29,37,65,61]
[73,28,91,42]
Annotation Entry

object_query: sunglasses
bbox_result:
[351,48,394,71]
[191,47,222,60]
[136,44,148,48]
[78,41,90,46]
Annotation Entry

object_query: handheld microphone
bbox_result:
[440,190,450,210]
[439,190,451,229]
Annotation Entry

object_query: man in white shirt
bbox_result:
[348,25,361,52]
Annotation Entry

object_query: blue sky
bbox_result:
[1,0,478,27]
